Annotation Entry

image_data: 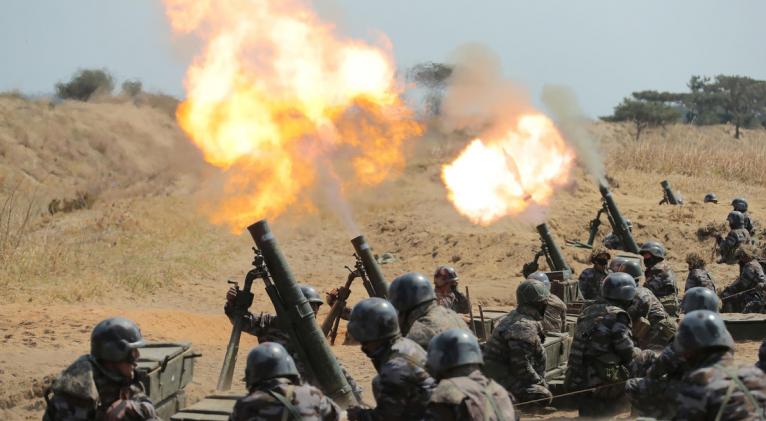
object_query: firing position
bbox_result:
[732,197,756,236]
[43,318,158,421]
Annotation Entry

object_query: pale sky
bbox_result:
[1,0,764,116]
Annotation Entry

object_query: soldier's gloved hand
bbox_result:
[226,287,238,305]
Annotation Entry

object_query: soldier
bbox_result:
[704,193,718,204]
[757,339,766,373]
[433,266,470,314]
[608,255,628,273]
[732,197,755,236]
[388,272,469,350]
[529,271,567,334]
[483,279,553,406]
[684,252,716,292]
[640,241,680,316]
[619,260,677,351]
[578,248,610,300]
[716,211,752,264]
[720,245,766,313]
[603,220,633,251]
[424,328,516,421]
[626,287,721,419]
[225,283,363,399]
[43,317,159,421]
[565,272,639,417]
[345,298,434,421]
[229,342,341,421]
[674,310,766,420]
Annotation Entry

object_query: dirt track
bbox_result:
[2,97,766,419]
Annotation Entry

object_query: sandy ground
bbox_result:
[2,97,766,419]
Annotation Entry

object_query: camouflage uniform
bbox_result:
[578,267,608,300]
[757,339,766,373]
[424,368,516,421]
[719,228,751,264]
[644,261,680,317]
[675,351,766,421]
[542,293,567,334]
[435,287,471,315]
[721,260,766,313]
[626,344,686,419]
[352,337,434,421]
[43,355,158,421]
[565,300,638,416]
[627,286,677,350]
[744,212,756,237]
[229,378,341,421]
[401,302,470,350]
[685,268,717,292]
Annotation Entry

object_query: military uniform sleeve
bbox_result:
[452,290,471,315]
[370,358,434,420]
[610,313,637,364]
[43,393,95,421]
[674,371,712,420]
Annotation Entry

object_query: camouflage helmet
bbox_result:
[90,317,146,363]
[426,328,483,379]
[732,197,748,212]
[527,271,550,290]
[433,265,459,287]
[516,279,550,305]
[347,297,400,343]
[245,342,299,388]
[674,310,734,355]
[681,287,720,313]
[618,260,643,283]
[685,252,706,269]
[639,241,666,259]
[727,211,746,229]
[601,272,637,302]
[389,272,435,314]
[298,284,324,306]
[590,248,611,264]
[608,256,629,273]
[704,193,718,204]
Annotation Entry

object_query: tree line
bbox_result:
[603,75,766,140]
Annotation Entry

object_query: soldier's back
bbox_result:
[407,304,469,349]
[578,267,606,300]
[371,337,434,419]
[230,379,340,421]
[425,370,516,421]
[685,268,716,292]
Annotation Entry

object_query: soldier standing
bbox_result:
[388,272,469,349]
[424,329,516,421]
[640,241,680,316]
[229,342,341,421]
[528,271,567,334]
[483,279,553,406]
[673,310,766,420]
[433,266,470,314]
[578,248,610,300]
[721,245,766,313]
[225,283,363,399]
[345,298,434,421]
[684,252,716,292]
[565,273,639,417]
[43,318,159,421]
[732,197,756,236]
[619,260,677,350]
[716,211,752,264]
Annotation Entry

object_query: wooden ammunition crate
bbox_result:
[171,393,241,421]
[136,342,197,404]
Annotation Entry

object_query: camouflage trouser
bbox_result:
[630,349,659,378]
[626,377,681,419]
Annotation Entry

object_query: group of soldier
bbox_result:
[42,197,766,420]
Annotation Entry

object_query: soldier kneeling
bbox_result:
[230,342,341,421]
[43,317,158,421]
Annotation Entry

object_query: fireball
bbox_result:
[163,0,420,231]
[442,114,575,225]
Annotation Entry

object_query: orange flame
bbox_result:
[163,0,421,231]
[441,114,575,225]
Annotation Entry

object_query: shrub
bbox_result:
[121,79,143,97]
[55,69,114,101]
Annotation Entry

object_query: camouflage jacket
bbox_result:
[685,268,716,292]
[645,261,678,298]
[565,301,637,391]
[543,293,567,334]
[229,378,341,421]
[719,228,752,264]
[745,213,756,237]
[424,369,517,421]
[483,306,550,403]
[629,286,669,326]
[360,336,434,421]
[628,286,677,350]
[436,288,471,315]
[43,355,158,421]
[402,301,470,350]
[648,344,687,380]
[578,267,608,300]
[675,352,766,421]
[728,260,766,293]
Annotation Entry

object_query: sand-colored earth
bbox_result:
[1,96,766,419]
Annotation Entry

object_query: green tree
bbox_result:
[55,69,114,101]
[707,75,766,138]
[121,79,143,97]
[602,98,680,141]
